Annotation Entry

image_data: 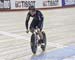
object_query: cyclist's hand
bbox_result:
[26,30,29,33]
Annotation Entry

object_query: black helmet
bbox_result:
[28,6,35,10]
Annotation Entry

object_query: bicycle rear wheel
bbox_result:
[41,31,46,51]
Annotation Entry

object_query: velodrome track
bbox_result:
[0,7,75,60]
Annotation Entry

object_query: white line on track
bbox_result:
[0,31,67,48]
[0,31,28,39]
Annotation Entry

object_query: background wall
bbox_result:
[0,0,75,10]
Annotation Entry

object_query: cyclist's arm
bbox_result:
[38,11,44,21]
[38,11,44,28]
[25,13,30,30]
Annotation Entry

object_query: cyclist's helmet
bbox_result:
[28,6,35,11]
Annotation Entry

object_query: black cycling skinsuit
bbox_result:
[25,10,44,31]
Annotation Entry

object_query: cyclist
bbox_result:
[25,6,44,44]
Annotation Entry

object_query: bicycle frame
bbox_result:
[33,29,40,41]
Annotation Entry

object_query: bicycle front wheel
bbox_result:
[31,33,37,54]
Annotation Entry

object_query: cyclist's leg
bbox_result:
[37,20,43,38]
[37,28,43,39]
[37,22,44,43]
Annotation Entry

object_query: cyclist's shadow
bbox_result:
[31,52,47,60]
